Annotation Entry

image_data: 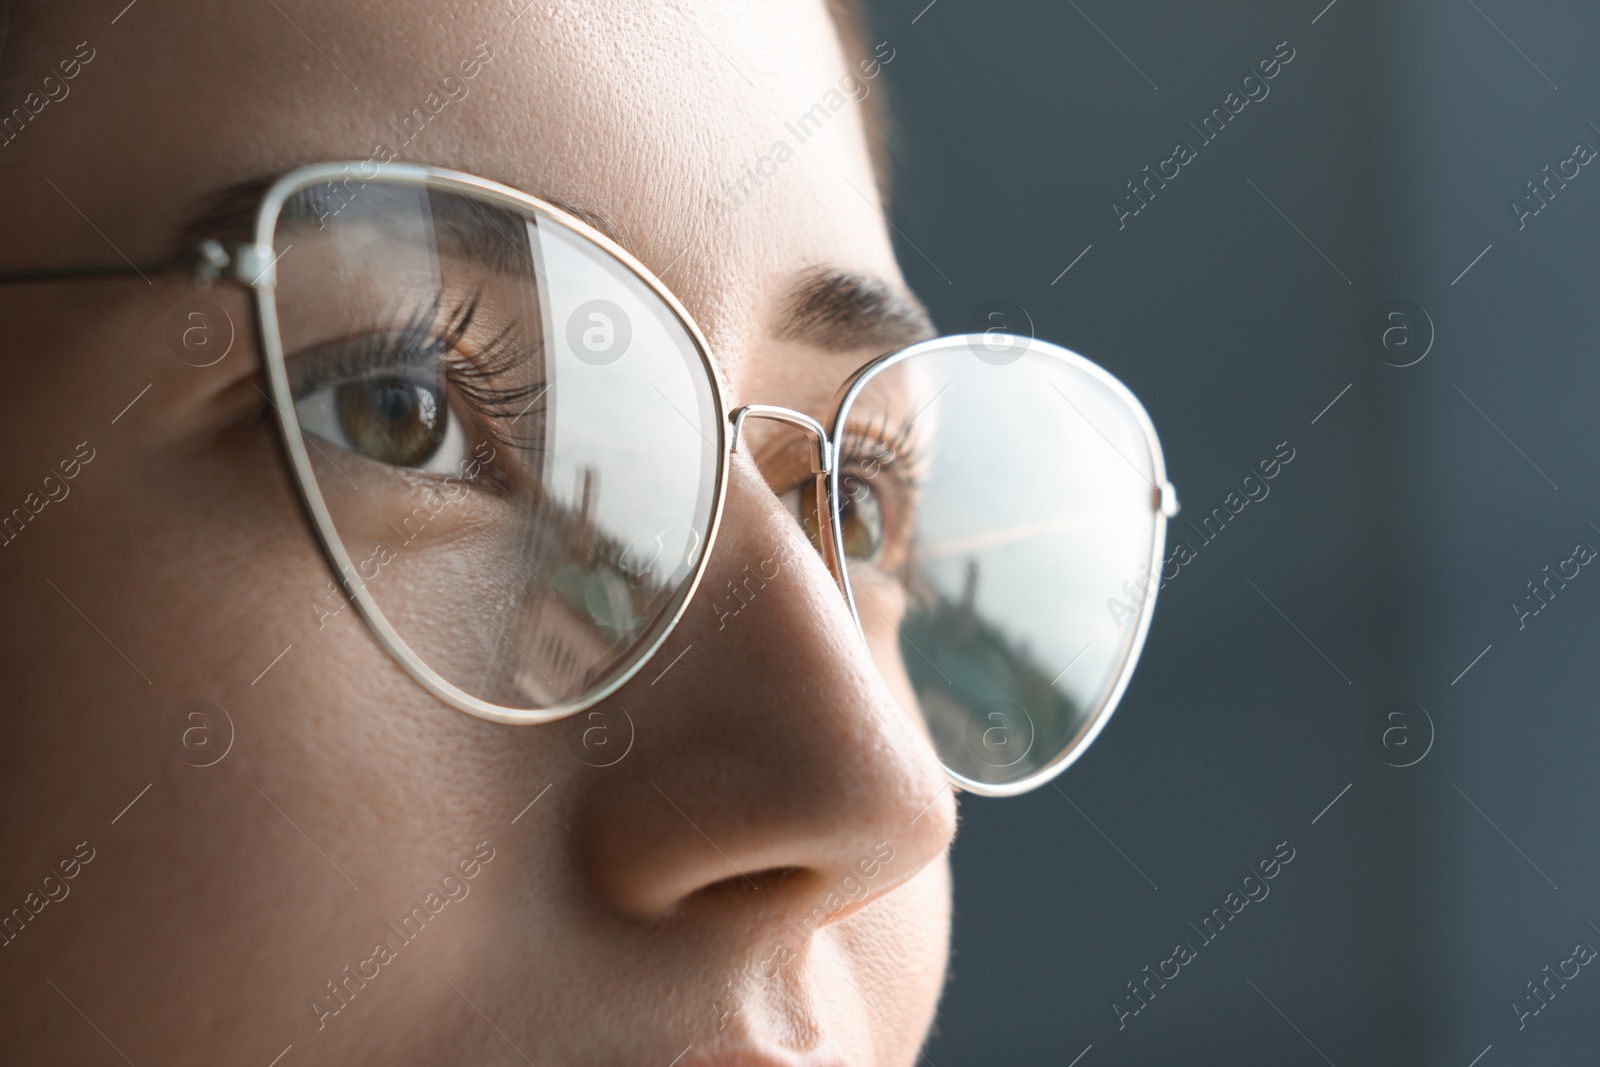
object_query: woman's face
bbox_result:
[0,1,958,1063]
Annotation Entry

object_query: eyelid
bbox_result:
[284,290,469,401]
[281,289,547,446]
[835,413,926,483]
[286,335,440,403]
[749,411,924,495]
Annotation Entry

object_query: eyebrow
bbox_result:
[774,267,936,354]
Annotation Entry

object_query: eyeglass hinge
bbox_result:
[185,239,278,291]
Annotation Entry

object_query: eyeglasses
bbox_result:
[1,162,1177,797]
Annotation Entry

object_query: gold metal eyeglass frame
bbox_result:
[0,161,1177,798]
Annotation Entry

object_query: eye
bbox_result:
[836,473,885,562]
[295,371,469,475]
[781,473,887,563]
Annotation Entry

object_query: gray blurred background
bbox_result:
[857,0,1600,1062]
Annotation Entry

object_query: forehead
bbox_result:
[0,0,902,374]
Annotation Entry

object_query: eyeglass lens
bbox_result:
[270,180,721,711]
[833,340,1162,787]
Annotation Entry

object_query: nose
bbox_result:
[574,452,957,924]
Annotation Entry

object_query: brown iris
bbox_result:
[334,375,447,467]
[798,473,885,562]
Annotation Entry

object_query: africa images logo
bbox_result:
[307,843,497,1031]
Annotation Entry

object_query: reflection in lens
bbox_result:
[271,178,720,715]
[836,339,1165,790]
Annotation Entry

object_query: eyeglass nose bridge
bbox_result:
[727,405,833,474]
[726,404,855,601]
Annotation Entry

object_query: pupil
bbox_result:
[385,387,413,421]
[335,375,446,468]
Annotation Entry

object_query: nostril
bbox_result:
[645,865,811,922]
[691,865,804,904]
[742,866,805,893]
[672,863,895,934]
[680,850,918,936]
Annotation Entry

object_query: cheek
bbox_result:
[0,388,557,1042]
[829,855,953,1059]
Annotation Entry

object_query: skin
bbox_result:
[0,1,958,1064]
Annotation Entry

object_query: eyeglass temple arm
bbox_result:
[0,239,273,289]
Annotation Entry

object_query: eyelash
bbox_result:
[835,407,926,484]
[277,291,924,496]
[284,289,548,451]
